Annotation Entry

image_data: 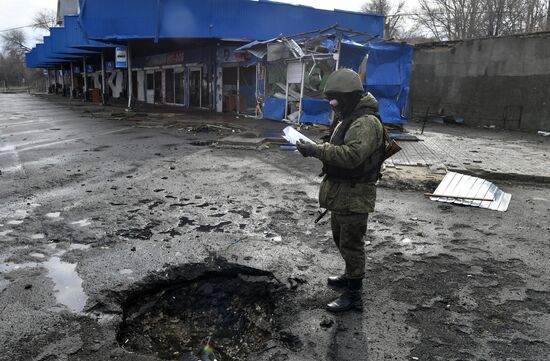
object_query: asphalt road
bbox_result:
[1,94,549,361]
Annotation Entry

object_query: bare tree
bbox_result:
[414,0,486,40]
[414,0,549,40]
[1,29,30,56]
[32,9,57,31]
[362,0,407,39]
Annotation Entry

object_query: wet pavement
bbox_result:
[1,93,550,361]
[400,122,550,183]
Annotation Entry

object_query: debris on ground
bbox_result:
[186,124,240,134]
[320,317,334,328]
[427,171,511,211]
[537,130,550,137]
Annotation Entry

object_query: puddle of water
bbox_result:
[31,234,45,239]
[119,269,133,275]
[271,236,282,242]
[0,261,38,272]
[7,220,24,225]
[44,256,87,313]
[14,210,29,219]
[46,212,61,219]
[71,219,91,227]
[401,237,412,245]
[0,145,16,152]
[1,247,88,313]
[69,243,91,251]
[0,230,13,237]
[0,279,9,292]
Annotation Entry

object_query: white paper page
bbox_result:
[282,126,316,145]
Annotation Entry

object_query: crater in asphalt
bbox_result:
[117,263,284,361]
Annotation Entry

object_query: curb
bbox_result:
[448,168,550,185]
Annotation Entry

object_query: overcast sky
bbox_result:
[0,0,417,49]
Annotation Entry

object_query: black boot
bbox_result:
[327,275,347,288]
[326,279,363,313]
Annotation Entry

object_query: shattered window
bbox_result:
[265,57,335,100]
[303,57,335,99]
[265,60,287,99]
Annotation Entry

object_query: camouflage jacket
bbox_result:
[315,94,384,214]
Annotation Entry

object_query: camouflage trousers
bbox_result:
[330,212,369,280]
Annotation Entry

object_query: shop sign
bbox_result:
[116,47,128,68]
[86,64,95,73]
[144,50,184,67]
[73,66,81,74]
[221,47,248,63]
[105,61,115,71]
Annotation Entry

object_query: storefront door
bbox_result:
[146,72,154,104]
[189,67,201,107]
[222,65,257,114]
[239,65,257,114]
[174,69,185,105]
[154,71,162,103]
[165,69,174,104]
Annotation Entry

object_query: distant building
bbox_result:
[56,0,79,25]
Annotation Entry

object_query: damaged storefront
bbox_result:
[235,27,414,125]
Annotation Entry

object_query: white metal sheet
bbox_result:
[287,62,303,84]
[430,172,511,212]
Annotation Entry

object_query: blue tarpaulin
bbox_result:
[301,98,332,125]
[262,97,286,121]
[340,40,413,125]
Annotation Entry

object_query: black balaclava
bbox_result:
[325,91,363,119]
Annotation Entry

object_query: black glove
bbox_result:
[320,134,331,143]
[296,140,318,158]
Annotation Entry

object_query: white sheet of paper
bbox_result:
[282,126,316,145]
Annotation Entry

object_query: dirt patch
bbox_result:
[371,252,550,360]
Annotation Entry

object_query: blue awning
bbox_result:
[43,36,82,61]
[79,0,384,42]
[28,44,70,68]
[50,27,97,56]
[64,15,115,50]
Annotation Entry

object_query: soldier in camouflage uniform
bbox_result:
[296,68,385,312]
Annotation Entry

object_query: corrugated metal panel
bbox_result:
[429,172,512,212]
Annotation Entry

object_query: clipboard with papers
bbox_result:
[282,126,316,145]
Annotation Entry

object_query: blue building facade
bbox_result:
[26,1,412,124]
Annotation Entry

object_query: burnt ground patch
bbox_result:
[116,221,161,240]
[116,262,288,361]
[369,253,550,360]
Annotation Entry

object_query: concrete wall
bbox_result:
[410,33,550,131]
